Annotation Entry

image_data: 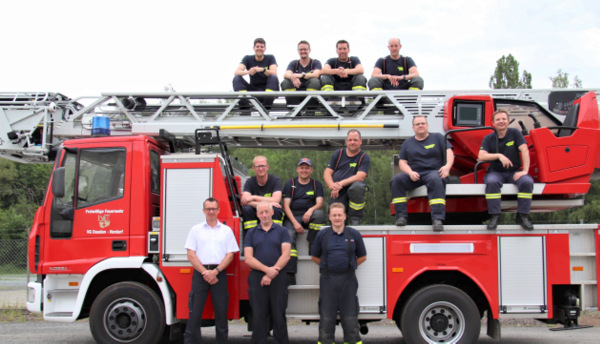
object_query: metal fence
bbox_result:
[0,238,28,308]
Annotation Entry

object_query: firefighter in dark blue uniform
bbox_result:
[244,201,291,344]
[390,115,454,231]
[479,109,534,230]
[311,203,367,344]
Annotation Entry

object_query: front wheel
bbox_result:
[90,281,165,344]
[400,285,480,344]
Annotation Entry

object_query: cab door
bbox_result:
[43,143,132,274]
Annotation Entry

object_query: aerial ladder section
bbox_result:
[2,89,598,162]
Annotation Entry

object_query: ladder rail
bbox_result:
[1,89,599,162]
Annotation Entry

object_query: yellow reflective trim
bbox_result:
[309,223,324,230]
[372,88,383,91]
[485,194,501,199]
[239,90,247,92]
[349,201,365,210]
[518,193,533,198]
[290,249,298,257]
[273,219,283,225]
[243,220,258,229]
[429,198,446,205]
[392,197,407,204]
[265,89,275,92]
[321,85,334,91]
[306,88,318,91]
[352,86,367,91]
[408,87,420,90]
[283,88,297,92]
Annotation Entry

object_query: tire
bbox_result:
[90,281,165,344]
[400,285,480,344]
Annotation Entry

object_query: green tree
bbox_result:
[489,54,532,89]
[573,76,583,88]
[228,147,396,225]
[549,69,583,89]
[0,159,52,238]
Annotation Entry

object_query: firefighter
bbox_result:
[282,157,326,285]
[479,109,534,231]
[368,37,424,91]
[233,37,279,109]
[241,155,284,232]
[319,40,367,92]
[390,115,454,231]
[184,197,239,344]
[281,40,322,107]
[244,201,291,344]
[311,202,367,344]
[323,129,370,225]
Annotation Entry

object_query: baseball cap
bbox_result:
[297,158,312,166]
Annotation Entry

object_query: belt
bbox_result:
[204,264,219,270]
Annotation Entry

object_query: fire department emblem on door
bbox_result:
[98,214,110,228]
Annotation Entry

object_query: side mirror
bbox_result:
[52,167,65,198]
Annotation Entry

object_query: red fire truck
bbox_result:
[1,89,598,343]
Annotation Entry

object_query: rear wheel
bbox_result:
[400,285,480,344]
[90,281,165,344]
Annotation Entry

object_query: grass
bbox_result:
[0,305,41,322]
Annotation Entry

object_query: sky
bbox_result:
[2,0,599,99]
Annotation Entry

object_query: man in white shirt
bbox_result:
[184,197,240,344]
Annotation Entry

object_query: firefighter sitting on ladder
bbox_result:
[479,109,534,231]
[390,115,454,231]
[323,130,370,225]
[281,40,322,107]
[319,40,367,92]
[368,37,424,91]
[233,37,280,109]
[241,156,284,232]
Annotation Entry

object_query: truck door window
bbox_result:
[50,151,77,238]
[150,150,160,195]
[77,149,126,208]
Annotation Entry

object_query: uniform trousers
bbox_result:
[283,210,326,272]
[329,181,367,220]
[320,75,367,91]
[185,269,229,344]
[368,76,424,90]
[390,170,447,220]
[248,269,289,344]
[232,75,280,107]
[318,270,361,344]
[484,170,533,214]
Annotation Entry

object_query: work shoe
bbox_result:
[516,213,534,231]
[432,219,444,232]
[395,217,407,226]
[349,217,361,226]
[487,214,501,230]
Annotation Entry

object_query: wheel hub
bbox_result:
[429,311,450,332]
[420,301,465,343]
[105,300,146,342]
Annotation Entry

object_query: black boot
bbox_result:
[395,216,407,226]
[432,219,444,232]
[516,213,534,231]
[487,214,501,230]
